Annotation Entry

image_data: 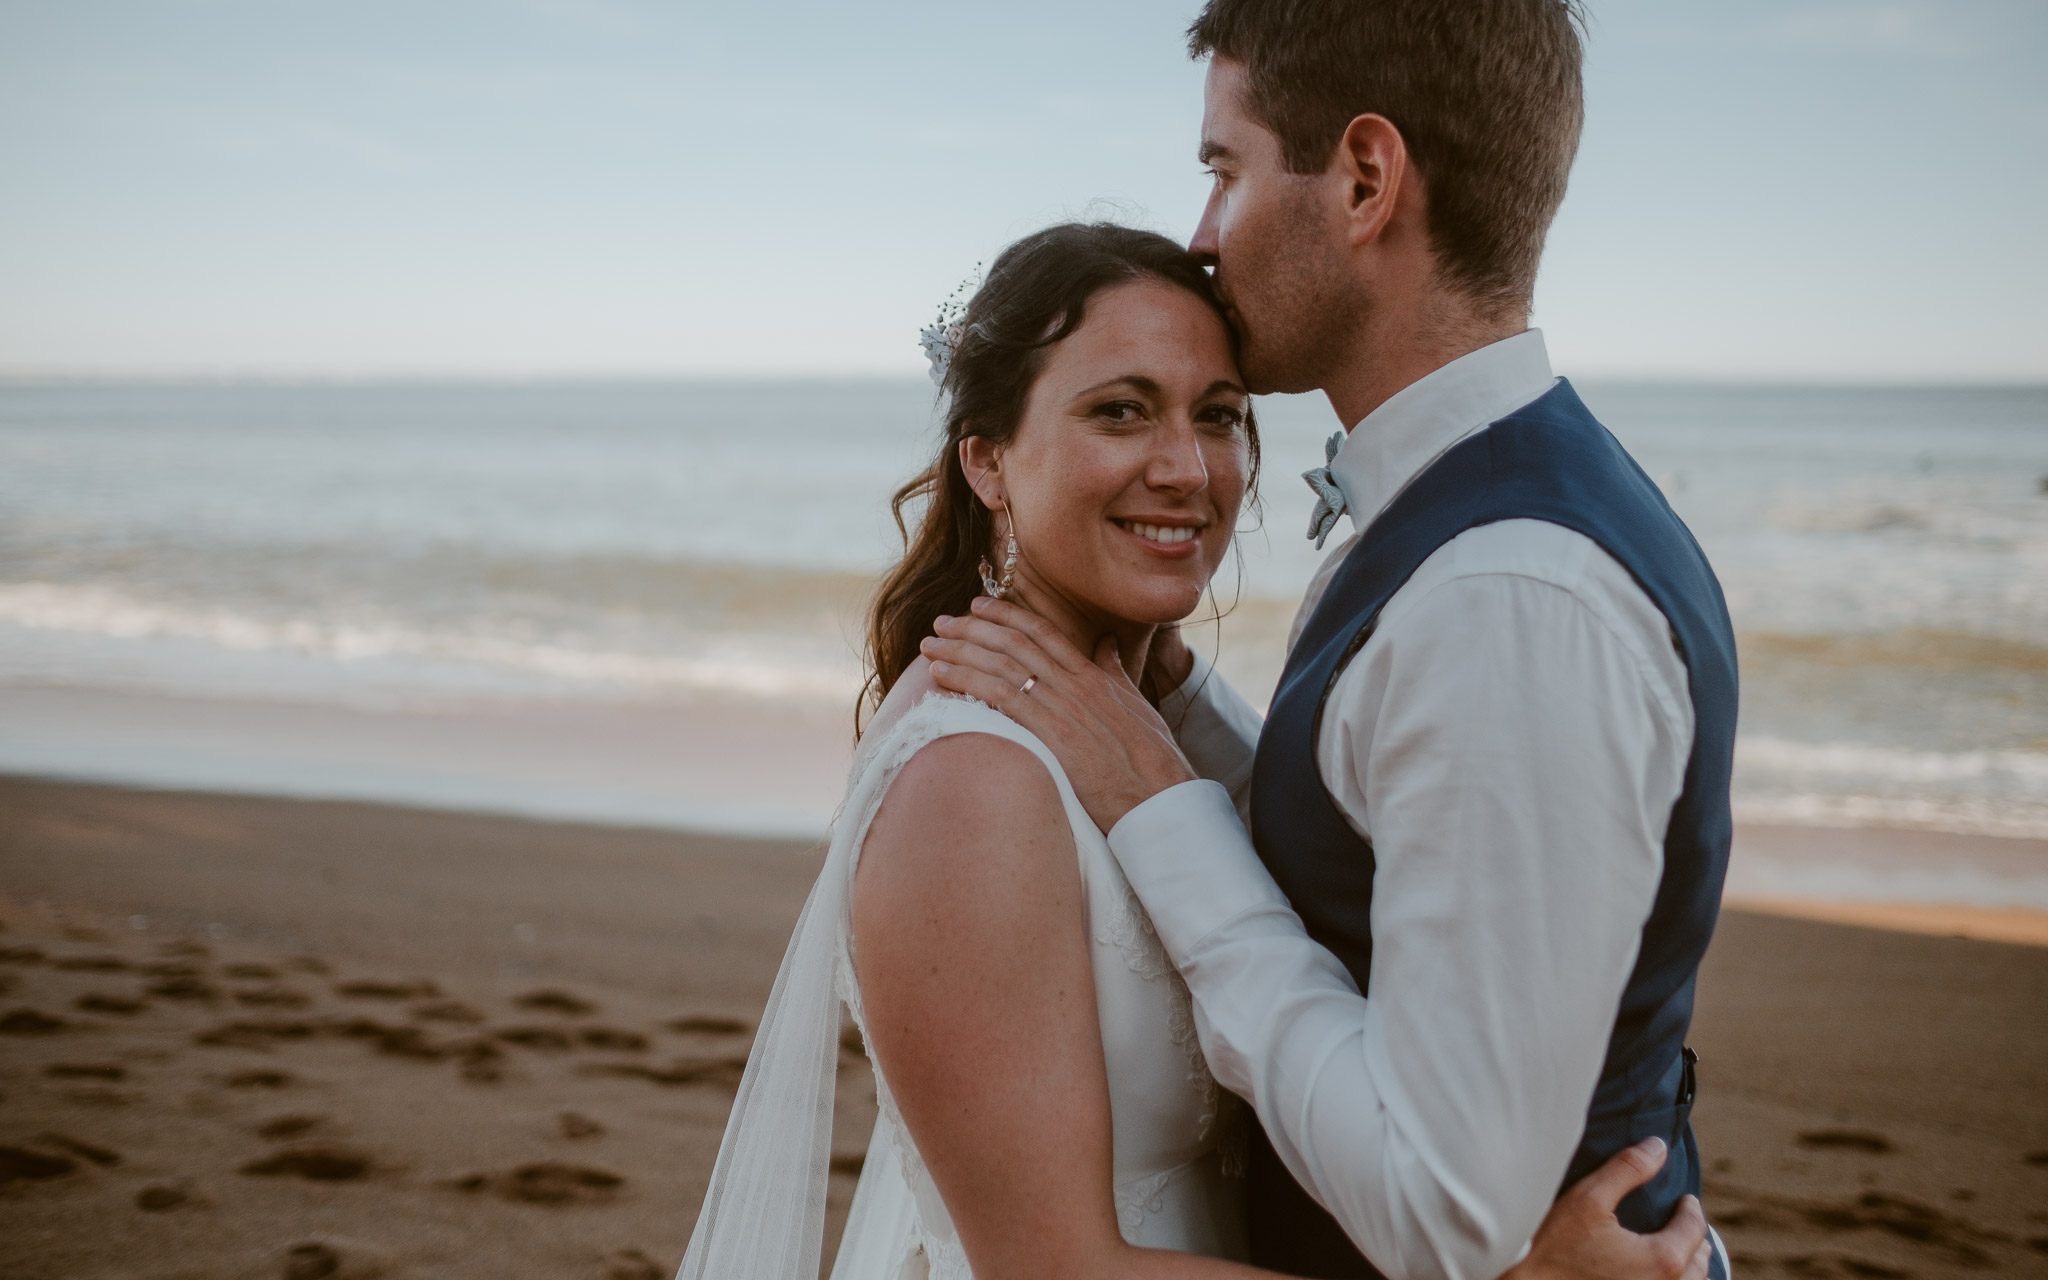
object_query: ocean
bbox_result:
[2,379,2044,875]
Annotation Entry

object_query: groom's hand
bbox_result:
[922,597,1197,833]
[1506,1138,1713,1280]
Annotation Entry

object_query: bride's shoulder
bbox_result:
[852,704,1082,969]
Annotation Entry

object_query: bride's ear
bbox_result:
[959,436,1006,513]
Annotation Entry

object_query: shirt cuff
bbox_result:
[1106,779,1287,961]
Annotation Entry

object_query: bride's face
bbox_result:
[964,278,1251,628]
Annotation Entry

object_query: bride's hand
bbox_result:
[1503,1138,1713,1280]
[922,596,1196,833]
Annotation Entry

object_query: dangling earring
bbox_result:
[979,514,1019,600]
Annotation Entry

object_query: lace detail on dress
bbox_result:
[1097,874,1222,1139]
[1112,1158,1218,1237]
[1096,872,1175,981]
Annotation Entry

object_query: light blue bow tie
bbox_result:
[1303,431,1348,550]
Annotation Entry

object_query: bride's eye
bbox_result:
[1095,400,1145,426]
[1199,403,1248,434]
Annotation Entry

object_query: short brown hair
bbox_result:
[1189,0,1586,317]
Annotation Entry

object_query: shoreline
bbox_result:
[6,672,2047,940]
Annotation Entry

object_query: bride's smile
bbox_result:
[957,275,1252,657]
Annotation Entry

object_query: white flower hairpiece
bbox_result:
[918,266,982,388]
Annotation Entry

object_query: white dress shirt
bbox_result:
[1122,330,1696,1280]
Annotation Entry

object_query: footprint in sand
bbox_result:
[53,954,132,972]
[1797,1190,2004,1268]
[334,978,439,1000]
[240,1147,374,1182]
[235,987,314,1009]
[76,993,148,1015]
[578,1027,649,1052]
[1798,1130,1894,1154]
[0,1145,77,1184]
[136,1182,195,1212]
[412,1000,486,1024]
[2025,1150,2048,1167]
[666,1015,750,1036]
[0,1008,68,1035]
[257,1114,326,1140]
[145,972,221,1003]
[279,1239,388,1280]
[452,1161,623,1206]
[223,963,280,980]
[281,1242,341,1280]
[225,1069,296,1089]
[46,1063,126,1081]
[604,1248,664,1280]
[495,1025,576,1052]
[516,989,598,1017]
[558,1112,605,1140]
[34,1133,121,1167]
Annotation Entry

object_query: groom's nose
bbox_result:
[1190,190,1222,267]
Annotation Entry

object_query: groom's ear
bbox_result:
[959,435,1005,511]
[1335,113,1414,249]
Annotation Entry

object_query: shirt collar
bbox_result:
[1325,328,1557,533]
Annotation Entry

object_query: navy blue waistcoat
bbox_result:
[1243,380,1737,1278]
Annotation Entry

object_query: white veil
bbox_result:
[677,693,936,1280]
[674,841,848,1279]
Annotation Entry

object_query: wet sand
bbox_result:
[1,777,2045,1279]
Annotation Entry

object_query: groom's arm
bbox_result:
[922,544,1692,1280]
[1109,563,1687,1280]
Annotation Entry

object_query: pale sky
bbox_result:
[2,0,2043,382]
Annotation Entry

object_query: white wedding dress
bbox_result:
[678,680,1247,1280]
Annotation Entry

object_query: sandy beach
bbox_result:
[2,776,2045,1280]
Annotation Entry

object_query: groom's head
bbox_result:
[1187,0,1585,395]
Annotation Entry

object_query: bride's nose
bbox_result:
[1146,420,1210,495]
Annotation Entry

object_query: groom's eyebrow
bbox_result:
[1197,140,1232,165]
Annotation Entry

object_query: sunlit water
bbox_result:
[3,379,2044,840]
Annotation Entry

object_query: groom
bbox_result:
[925,2,1737,1278]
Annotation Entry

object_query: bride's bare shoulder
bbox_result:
[854,714,1078,960]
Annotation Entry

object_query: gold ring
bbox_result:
[1019,676,1037,696]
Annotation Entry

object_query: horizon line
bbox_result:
[5,367,2047,393]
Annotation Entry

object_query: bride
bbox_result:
[679,223,1709,1280]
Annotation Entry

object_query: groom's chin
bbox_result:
[1236,346,1322,399]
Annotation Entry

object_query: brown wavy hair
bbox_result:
[861,222,1260,732]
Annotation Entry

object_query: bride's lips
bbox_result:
[1110,516,1207,559]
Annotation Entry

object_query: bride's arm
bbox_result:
[853,731,1270,1280]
